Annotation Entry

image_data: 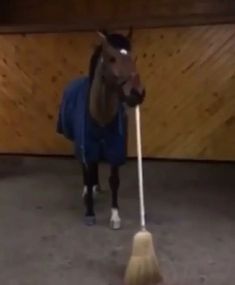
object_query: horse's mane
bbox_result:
[88,33,131,84]
[89,45,103,84]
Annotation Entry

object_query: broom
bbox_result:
[124,106,163,285]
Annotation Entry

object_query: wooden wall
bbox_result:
[0,25,235,160]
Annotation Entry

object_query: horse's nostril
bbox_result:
[121,80,128,87]
[113,71,119,77]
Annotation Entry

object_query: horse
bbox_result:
[57,29,145,229]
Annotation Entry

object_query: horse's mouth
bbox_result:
[119,79,129,87]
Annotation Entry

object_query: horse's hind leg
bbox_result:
[83,163,96,226]
[109,166,121,229]
[93,163,102,194]
[81,163,88,198]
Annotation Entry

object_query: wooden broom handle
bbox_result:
[135,106,146,230]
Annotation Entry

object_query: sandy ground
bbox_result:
[0,156,234,285]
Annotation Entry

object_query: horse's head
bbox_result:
[97,29,139,87]
[89,29,145,125]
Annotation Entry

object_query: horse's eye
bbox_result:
[109,56,116,63]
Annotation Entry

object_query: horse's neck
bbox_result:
[89,63,119,126]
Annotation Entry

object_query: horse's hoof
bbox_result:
[84,216,96,226]
[110,219,121,230]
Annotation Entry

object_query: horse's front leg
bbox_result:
[83,163,96,226]
[82,162,99,199]
[109,165,121,230]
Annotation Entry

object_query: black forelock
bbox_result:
[106,33,131,51]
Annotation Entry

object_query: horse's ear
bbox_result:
[127,26,133,40]
[97,29,108,39]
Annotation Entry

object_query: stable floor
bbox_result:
[0,156,234,285]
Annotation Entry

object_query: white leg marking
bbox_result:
[82,185,98,198]
[92,185,98,197]
[82,186,87,198]
[110,208,121,230]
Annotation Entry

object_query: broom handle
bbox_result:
[135,106,146,230]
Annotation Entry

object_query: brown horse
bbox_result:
[57,29,145,229]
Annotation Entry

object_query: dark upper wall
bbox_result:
[1,0,235,32]
[0,1,9,24]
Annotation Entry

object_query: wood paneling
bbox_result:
[132,25,235,160]
[0,25,235,160]
[1,0,235,33]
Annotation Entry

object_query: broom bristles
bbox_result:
[124,230,162,285]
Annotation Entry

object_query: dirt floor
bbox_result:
[0,156,234,285]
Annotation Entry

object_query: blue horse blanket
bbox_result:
[57,76,128,166]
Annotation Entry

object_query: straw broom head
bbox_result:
[124,230,163,285]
